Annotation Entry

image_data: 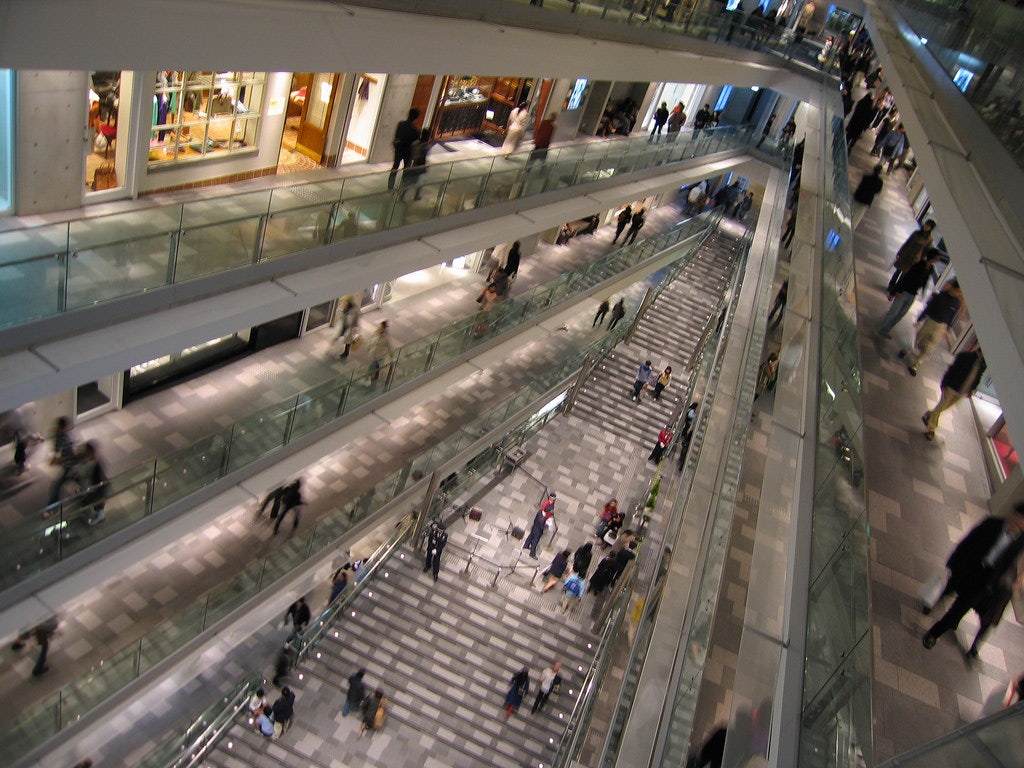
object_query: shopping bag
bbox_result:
[349,334,363,353]
[919,572,946,611]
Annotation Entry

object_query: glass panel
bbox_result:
[137,601,205,673]
[175,218,260,282]
[439,175,484,215]
[260,203,333,261]
[4,698,60,763]
[290,381,346,439]
[342,192,393,235]
[225,406,291,474]
[390,337,434,387]
[153,432,229,509]
[66,234,174,308]
[0,247,65,327]
[62,643,140,723]
[478,169,520,206]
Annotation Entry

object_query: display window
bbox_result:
[431,75,531,143]
[149,71,266,166]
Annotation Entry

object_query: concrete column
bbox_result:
[16,70,89,215]
[367,74,419,165]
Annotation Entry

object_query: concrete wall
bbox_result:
[16,71,88,215]
[367,74,419,164]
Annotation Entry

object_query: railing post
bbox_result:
[425,337,440,372]
[625,287,655,344]
[413,471,444,552]
[563,354,595,414]
[384,357,398,390]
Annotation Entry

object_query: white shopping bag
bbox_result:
[919,572,946,611]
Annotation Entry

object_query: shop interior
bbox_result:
[279,72,341,175]
[85,70,132,196]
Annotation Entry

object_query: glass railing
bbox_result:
[873,701,1024,768]
[798,96,872,768]
[551,560,639,768]
[444,0,844,74]
[2,215,714,596]
[0,126,753,333]
[136,672,262,768]
[3,228,723,765]
[890,0,1024,171]
[595,233,750,768]
[0,355,586,765]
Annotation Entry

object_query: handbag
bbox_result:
[373,699,387,729]
[91,163,117,191]
[349,334,363,353]
[919,572,946,612]
[603,530,618,546]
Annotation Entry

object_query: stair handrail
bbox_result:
[291,513,416,666]
[551,556,641,767]
[135,671,263,768]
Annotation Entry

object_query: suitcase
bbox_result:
[468,508,483,521]
[511,526,525,540]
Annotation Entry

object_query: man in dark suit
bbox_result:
[922,503,1024,656]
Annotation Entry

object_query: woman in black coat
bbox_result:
[541,549,571,592]
[589,554,618,596]
[573,542,593,578]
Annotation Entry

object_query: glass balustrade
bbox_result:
[798,103,872,768]
[494,0,844,73]
[0,219,717,766]
[890,0,1024,172]
[0,127,760,332]
[4,215,714,595]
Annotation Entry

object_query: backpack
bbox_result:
[564,574,585,598]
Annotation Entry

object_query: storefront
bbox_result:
[430,75,533,144]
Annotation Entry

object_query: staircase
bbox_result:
[572,232,739,447]
[206,546,600,768]
[201,231,741,768]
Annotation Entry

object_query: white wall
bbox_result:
[344,72,388,159]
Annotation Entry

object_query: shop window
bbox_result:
[0,70,13,215]
[149,71,265,166]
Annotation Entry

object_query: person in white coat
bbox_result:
[502,101,530,157]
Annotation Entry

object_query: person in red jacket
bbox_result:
[527,112,558,168]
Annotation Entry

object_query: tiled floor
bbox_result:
[847,136,1024,758]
